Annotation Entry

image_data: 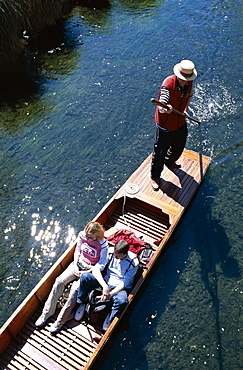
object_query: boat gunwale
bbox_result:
[0,243,76,353]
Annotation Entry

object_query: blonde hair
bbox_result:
[84,221,104,241]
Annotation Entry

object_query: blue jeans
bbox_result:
[76,272,128,322]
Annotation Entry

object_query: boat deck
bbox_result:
[0,149,211,370]
[115,149,210,224]
[118,149,210,212]
[0,309,103,370]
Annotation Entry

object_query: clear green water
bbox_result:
[0,0,243,369]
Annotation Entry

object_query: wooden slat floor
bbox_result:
[0,309,103,370]
[0,149,210,370]
[116,149,210,219]
[104,197,171,246]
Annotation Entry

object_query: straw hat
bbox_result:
[173,60,197,81]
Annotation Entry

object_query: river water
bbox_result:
[0,0,242,369]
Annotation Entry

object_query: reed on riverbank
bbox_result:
[0,0,25,58]
[0,0,111,77]
[0,0,75,64]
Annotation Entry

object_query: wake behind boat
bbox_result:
[0,149,211,370]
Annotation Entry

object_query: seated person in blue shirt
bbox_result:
[75,239,139,331]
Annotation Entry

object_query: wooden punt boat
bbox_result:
[0,149,211,370]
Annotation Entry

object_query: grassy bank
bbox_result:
[0,0,77,74]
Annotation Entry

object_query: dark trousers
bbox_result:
[151,124,187,179]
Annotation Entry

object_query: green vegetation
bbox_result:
[0,0,75,62]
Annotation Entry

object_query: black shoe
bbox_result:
[165,162,181,170]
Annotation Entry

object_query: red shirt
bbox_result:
[155,74,192,131]
[76,231,107,265]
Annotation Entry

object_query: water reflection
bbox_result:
[1,202,77,325]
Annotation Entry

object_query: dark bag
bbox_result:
[57,281,73,309]
[138,243,154,265]
[84,287,112,325]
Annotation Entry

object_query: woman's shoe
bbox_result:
[35,314,50,327]
[48,322,62,334]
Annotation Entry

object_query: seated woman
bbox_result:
[75,239,139,331]
[35,221,108,333]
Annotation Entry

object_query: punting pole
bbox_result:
[150,98,201,124]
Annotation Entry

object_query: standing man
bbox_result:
[151,60,197,190]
